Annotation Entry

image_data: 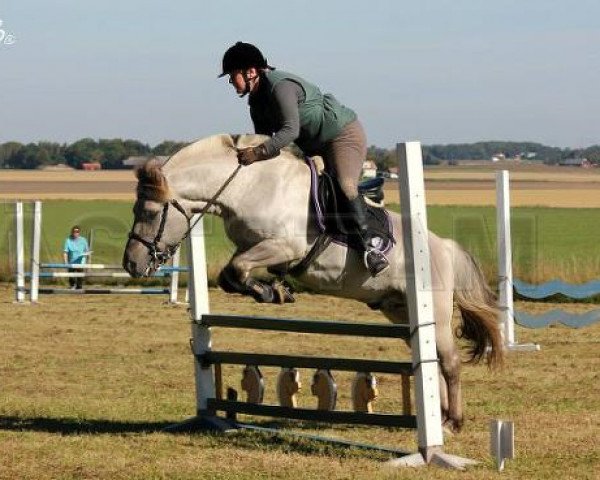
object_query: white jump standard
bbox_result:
[496,171,540,351]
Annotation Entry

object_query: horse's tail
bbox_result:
[450,240,504,369]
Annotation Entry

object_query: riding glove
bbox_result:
[237,144,270,165]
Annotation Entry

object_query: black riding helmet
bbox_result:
[218,42,274,77]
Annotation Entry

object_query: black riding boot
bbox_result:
[347,197,390,277]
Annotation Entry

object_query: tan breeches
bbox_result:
[322,120,367,201]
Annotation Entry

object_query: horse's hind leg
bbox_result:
[434,288,463,433]
[381,294,461,432]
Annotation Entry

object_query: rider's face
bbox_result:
[228,70,246,94]
[228,68,259,95]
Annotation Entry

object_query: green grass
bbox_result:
[1,286,599,479]
[1,201,599,284]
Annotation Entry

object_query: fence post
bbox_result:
[496,171,540,352]
[395,142,444,463]
[169,247,181,303]
[88,227,94,265]
[187,215,215,414]
[496,171,515,345]
[14,202,26,303]
[30,201,42,303]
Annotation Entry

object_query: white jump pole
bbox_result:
[390,142,476,469]
[168,247,181,304]
[14,202,26,303]
[30,201,42,303]
[496,171,540,352]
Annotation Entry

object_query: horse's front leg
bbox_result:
[219,238,303,303]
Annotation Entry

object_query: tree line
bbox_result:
[0,139,188,170]
[0,138,598,170]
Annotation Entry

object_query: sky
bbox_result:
[0,0,599,149]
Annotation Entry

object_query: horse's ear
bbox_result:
[136,158,161,182]
[137,159,167,190]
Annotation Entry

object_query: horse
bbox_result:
[122,133,504,432]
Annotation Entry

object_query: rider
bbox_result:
[220,41,389,277]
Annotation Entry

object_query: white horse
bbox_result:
[123,134,503,432]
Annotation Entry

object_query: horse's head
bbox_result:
[123,160,190,277]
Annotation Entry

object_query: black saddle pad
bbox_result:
[305,158,394,254]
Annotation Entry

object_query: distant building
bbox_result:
[81,162,102,171]
[558,158,592,168]
[123,156,170,168]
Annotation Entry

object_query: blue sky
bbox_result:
[1,0,598,148]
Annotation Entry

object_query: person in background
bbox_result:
[219,42,389,277]
[62,225,89,289]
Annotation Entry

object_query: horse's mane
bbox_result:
[136,134,303,202]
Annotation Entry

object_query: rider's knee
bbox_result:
[338,179,359,200]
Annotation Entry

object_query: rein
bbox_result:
[181,164,243,241]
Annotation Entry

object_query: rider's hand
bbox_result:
[237,144,270,166]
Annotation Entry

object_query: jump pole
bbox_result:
[496,171,540,352]
[24,199,184,302]
[14,202,26,303]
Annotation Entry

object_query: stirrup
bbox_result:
[363,248,389,277]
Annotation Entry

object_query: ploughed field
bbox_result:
[2,164,600,207]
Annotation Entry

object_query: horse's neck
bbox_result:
[164,161,244,207]
[165,157,311,217]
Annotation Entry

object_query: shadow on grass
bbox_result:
[0,415,403,460]
[0,415,173,435]
[0,415,352,436]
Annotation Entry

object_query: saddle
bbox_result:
[312,161,394,253]
[283,158,394,277]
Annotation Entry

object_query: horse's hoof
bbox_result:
[271,280,295,304]
[247,280,275,303]
[443,418,463,434]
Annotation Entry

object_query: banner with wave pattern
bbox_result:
[513,279,600,300]
[514,309,600,329]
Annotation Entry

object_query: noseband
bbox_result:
[128,199,190,268]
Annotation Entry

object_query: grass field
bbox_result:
[1,285,598,479]
[1,166,599,478]
[2,200,598,284]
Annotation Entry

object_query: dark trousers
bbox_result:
[68,268,83,289]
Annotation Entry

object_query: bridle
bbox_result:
[127,164,243,273]
[127,199,190,271]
